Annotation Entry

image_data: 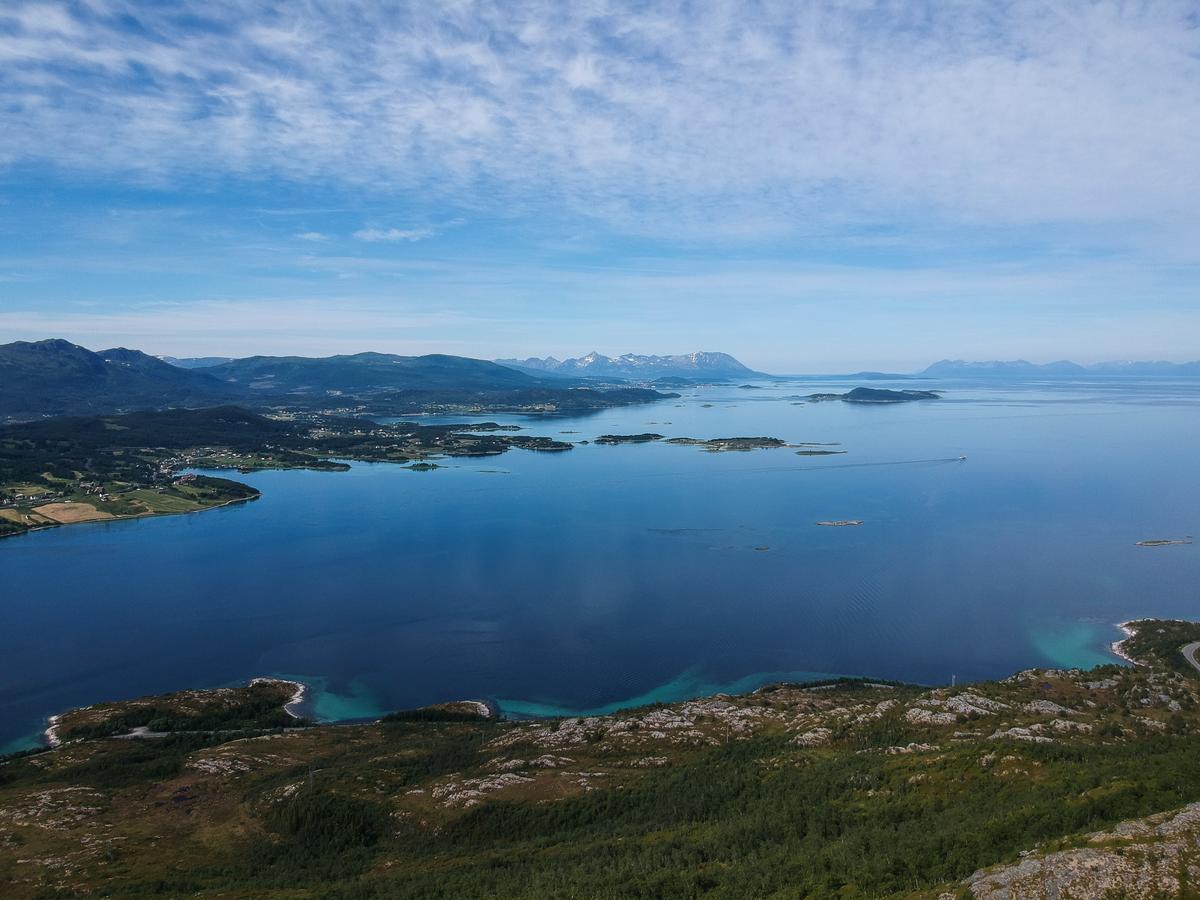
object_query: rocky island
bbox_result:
[664,436,788,451]
[595,434,795,451]
[595,433,665,444]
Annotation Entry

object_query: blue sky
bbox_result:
[0,1,1197,372]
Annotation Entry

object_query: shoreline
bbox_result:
[37,678,308,751]
[1110,620,1139,665]
[23,625,1147,752]
[250,677,309,720]
[0,490,260,542]
[43,713,63,748]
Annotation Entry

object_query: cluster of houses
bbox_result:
[2,488,60,506]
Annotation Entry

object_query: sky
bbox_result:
[0,1,1197,373]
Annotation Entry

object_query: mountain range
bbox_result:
[8,339,1198,422]
[495,351,763,379]
[920,359,1200,377]
[0,340,673,421]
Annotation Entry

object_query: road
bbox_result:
[1182,642,1200,675]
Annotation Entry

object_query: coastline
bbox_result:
[43,713,63,748]
[36,678,307,751]
[1110,620,1138,665]
[0,490,260,542]
[22,626,1145,753]
[250,677,309,720]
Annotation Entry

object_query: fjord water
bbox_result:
[3,379,1199,751]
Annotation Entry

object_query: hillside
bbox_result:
[0,341,676,421]
[3,620,1200,897]
[0,339,235,419]
[202,351,543,393]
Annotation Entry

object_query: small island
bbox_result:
[594,434,826,453]
[665,436,788,451]
[595,433,665,444]
[806,387,940,403]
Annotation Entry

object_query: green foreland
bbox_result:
[0,406,573,538]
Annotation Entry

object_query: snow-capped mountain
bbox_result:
[496,351,764,379]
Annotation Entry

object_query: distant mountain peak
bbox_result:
[495,350,764,379]
[921,358,1200,377]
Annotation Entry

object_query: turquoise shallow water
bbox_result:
[1029,620,1123,671]
[3,377,1199,750]
[497,667,847,719]
[268,674,387,722]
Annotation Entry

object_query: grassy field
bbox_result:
[0,476,259,539]
[122,488,207,514]
[27,502,114,524]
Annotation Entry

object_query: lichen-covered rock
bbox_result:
[945,801,1200,899]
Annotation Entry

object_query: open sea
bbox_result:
[3,377,1199,752]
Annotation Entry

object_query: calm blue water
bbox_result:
[3,378,1199,751]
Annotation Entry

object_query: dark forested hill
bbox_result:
[202,351,544,393]
[0,340,675,420]
[0,339,236,419]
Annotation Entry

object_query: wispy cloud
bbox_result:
[1,2,1197,367]
[1,1,1196,237]
[353,227,437,243]
[0,298,487,357]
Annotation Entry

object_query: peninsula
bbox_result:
[0,406,572,539]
